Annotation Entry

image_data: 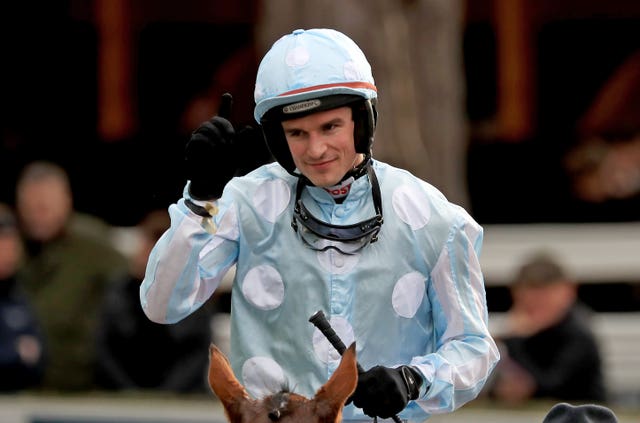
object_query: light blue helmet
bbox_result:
[254,28,378,174]
[254,28,377,122]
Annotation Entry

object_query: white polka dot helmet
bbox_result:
[254,28,378,174]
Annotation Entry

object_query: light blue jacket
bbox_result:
[140,159,499,422]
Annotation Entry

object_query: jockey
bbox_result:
[140,28,499,422]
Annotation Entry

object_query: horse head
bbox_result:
[208,343,358,423]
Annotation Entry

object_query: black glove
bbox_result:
[184,93,272,200]
[350,365,422,419]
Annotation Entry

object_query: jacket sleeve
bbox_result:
[411,205,500,414]
[140,183,239,324]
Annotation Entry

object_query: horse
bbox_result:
[208,342,358,423]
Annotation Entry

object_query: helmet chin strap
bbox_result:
[345,152,371,181]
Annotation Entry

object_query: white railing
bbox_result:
[480,222,640,285]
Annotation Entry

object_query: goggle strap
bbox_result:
[366,163,383,217]
[292,162,383,242]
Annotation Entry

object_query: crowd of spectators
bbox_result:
[1,161,215,394]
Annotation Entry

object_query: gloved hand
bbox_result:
[184,93,272,200]
[350,365,422,419]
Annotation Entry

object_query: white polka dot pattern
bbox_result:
[344,60,361,80]
[312,315,355,363]
[285,46,310,67]
[253,179,291,223]
[392,185,431,230]
[241,265,285,310]
[242,355,286,399]
[392,271,426,318]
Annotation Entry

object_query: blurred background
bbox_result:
[3,0,639,307]
[1,0,639,422]
[2,0,639,226]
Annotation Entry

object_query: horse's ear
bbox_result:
[312,342,358,420]
[208,343,251,421]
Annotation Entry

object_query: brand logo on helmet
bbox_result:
[282,99,321,114]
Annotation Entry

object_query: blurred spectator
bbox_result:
[487,251,606,404]
[15,160,128,391]
[16,160,113,242]
[95,209,213,393]
[0,203,46,391]
[565,135,640,206]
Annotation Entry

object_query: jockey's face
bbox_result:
[282,106,364,187]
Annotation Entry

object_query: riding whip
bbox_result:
[309,310,403,423]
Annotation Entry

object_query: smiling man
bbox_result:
[140,28,499,422]
[282,107,360,188]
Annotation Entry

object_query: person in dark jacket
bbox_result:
[489,251,606,403]
[15,161,128,391]
[0,202,46,391]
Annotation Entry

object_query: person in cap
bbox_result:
[488,251,605,404]
[542,402,618,423]
[141,28,499,421]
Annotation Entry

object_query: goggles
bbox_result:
[291,164,383,255]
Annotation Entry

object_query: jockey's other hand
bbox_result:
[349,365,423,419]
